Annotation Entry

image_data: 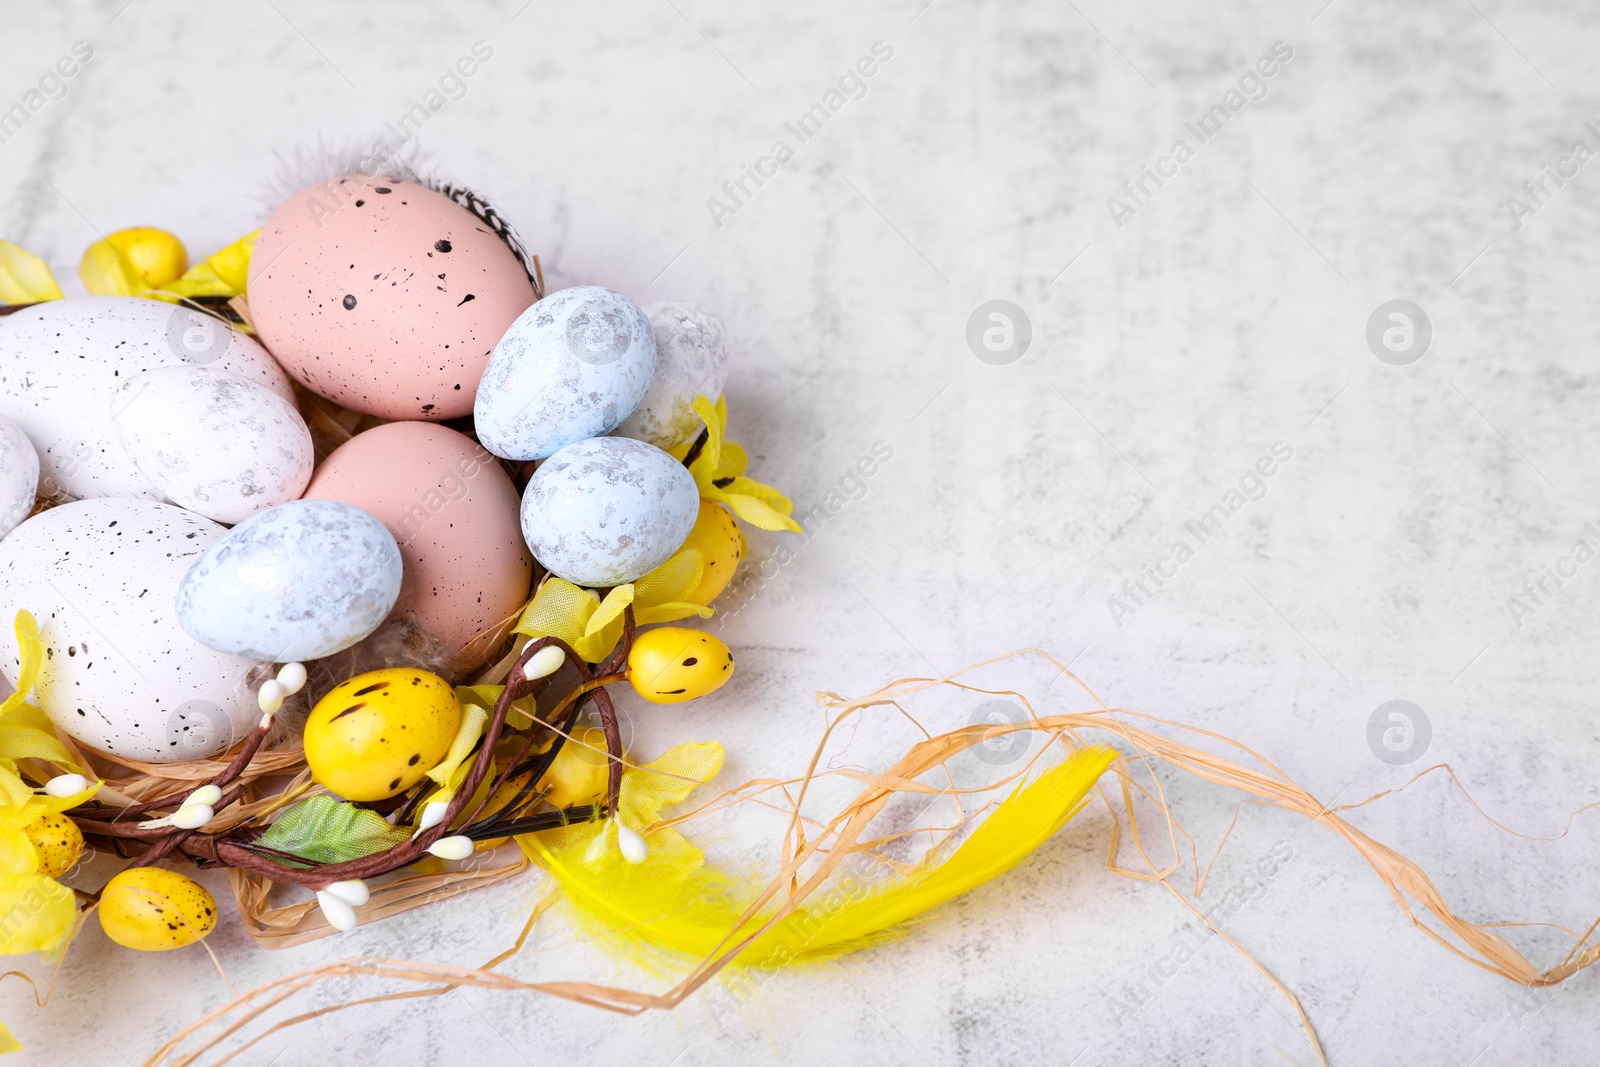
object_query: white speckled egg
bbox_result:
[0,499,264,762]
[475,287,656,461]
[113,366,313,525]
[520,437,699,587]
[176,499,403,662]
[0,414,38,538]
[0,297,294,502]
[615,303,730,448]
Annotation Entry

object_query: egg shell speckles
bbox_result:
[176,499,403,662]
[302,668,462,801]
[520,436,699,587]
[113,366,313,525]
[0,414,38,538]
[615,302,730,449]
[475,286,656,461]
[249,178,537,421]
[303,422,533,671]
[0,499,264,763]
[0,297,294,503]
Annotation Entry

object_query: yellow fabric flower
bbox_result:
[80,228,188,296]
[0,613,85,809]
[513,550,713,664]
[158,229,258,299]
[0,873,77,957]
[669,396,802,533]
[521,741,726,934]
[0,242,63,304]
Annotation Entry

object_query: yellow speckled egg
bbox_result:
[98,867,216,951]
[678,500,744,606]
[626,628,734,704]
[304,669,462,801]
[537,726,613,807]
[24,812,84,878]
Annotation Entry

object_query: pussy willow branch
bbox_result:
[66,607,638,891]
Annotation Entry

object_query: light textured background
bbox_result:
[3,0,1599,1063]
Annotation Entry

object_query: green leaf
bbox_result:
[250,795,409,867]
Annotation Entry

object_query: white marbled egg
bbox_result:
[520,436,699,587]
[113,365,313,524]
[615,302,730,448]
[0,498,264,762]
[0,297,293,502]
[177,499,403,662]
[0,414,38,538]
[475,286,656,461]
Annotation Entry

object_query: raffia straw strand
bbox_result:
[140,648,1599,1067]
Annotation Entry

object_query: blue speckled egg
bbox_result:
[176,499,403,661]
[520,437,699,587]
[474,286,656,461]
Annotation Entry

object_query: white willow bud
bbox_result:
[426,835,473,861]
[257,679,285,716]
[43,773,89,798]
[276,661,308,695]
[523,645,565,682]
[411,800,449,839]
[316,890,359,933]
[322,879,370,907]
[185,785,223,809]
[171,803,213,830]
[616,822,649,864]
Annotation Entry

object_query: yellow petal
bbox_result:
[634,602,714,625]
[78,239,147,297]
[161,229,258,299]
[633,550,704,607]
[724,493,803,533]
[0,829,36,876]
[714,439,749,480]
[514,579,600,650]
[586,585,635,638]
[0,613,43,721]
[0,242,63,304]
[426,704,488,789]
[0,873,76,956]
[0,1019,22,1054]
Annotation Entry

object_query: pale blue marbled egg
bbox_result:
[474,286,656,461]
[521,437,699,587]
[177,499,403,661]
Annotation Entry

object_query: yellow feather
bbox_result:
[525,743,1115,970]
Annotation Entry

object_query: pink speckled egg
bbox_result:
[249,178,537,420]
[302,422,533,670]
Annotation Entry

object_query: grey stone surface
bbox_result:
[0,1,1595,1064]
